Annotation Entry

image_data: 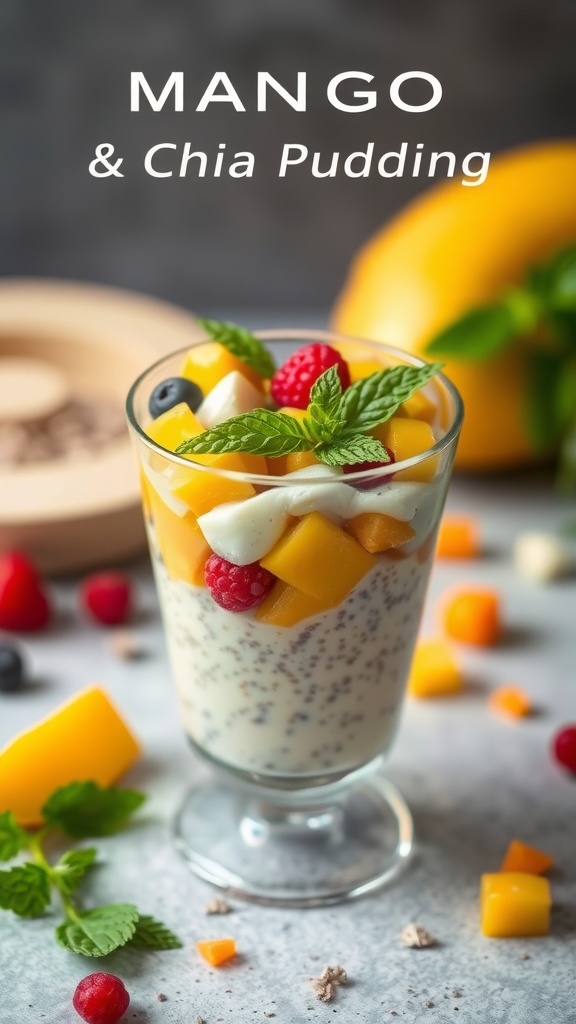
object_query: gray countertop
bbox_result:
[1,472,575,1024]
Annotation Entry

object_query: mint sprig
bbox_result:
[198,317,276,379]
[0,780,182,957]
[176,358,441,467]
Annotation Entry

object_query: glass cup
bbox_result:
[126,330,463,906]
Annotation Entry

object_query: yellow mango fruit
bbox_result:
[147,486,211,585]
[346,513,415,554]
[407,640,462,699]
[182,342,264,394]
[373,417,438,481]
[145,402,203,453]
[255,580,326,627]
[170,454,256,517]
[0,687,140,827]
[480,873,551,938]
[261,512,376,605]
[397,389,436,424]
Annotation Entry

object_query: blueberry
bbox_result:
[0,643,25,693]
[149,377,203,419]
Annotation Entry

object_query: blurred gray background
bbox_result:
[1,0,575,316]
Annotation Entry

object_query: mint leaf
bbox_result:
[530,245,576,312]
[425,304,519,359]
[0,863,51,918]
[56,903,139,957]
[316,434,391,467]
[130,914,182,950]
[176,409,313,458]
[341,362,442,433]
[42,782,145,839]
[0,811,28,862]
[304,365,345,443]
[53,848,98,896]
[197,318,275,379]
[525,352,572,451]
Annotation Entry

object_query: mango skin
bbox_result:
[332,141,576,471]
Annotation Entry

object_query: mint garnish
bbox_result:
[176,358,441,467]
[198,317,276,379]
[56,903,140,957]
[42,780,145,838]
[0,862,51,918]
[0,811,28,861]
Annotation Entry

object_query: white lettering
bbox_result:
[327,72,376,113]
[390,72,442,113]
[196,72,246,112]
[257,72,306,112]
[144,143,177,177]
[279,144,308,176]
[131,72,183,112]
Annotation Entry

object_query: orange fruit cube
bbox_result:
[436,516,480,559]
[480,873,551,937]
[346,513,415,554]
[500,840,554,875]
[443,588,501,646]
[407,640,462,699]
[170,454,256,517]
[196,938,237,966]
[371,417,438,482]
[182,342,263,394]
[489,686,532,719]
[255,580,326,627]
[147,486,211,586]
[396,389,436,424]
[145,402,203,453]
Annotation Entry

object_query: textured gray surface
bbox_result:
[0,472,575,1024]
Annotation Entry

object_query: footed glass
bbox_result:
[127,330,463,906]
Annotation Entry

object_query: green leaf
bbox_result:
[525,352,573,451]
[316,434,391,467]
[42,781,145,839]
[557,412,576,494]
[56,903,139,957]
[176,409,313,458]
[341,362,442,433]
[0,811,28,862]
[197,318,275,379]
[531,245,576,312]
[0,863,51,918]
[53,848,98,896]
[130,914,183,950]
[425,303,518,359]
[305,365,345,442]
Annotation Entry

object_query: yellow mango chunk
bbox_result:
[255,580,326,627]
[397,389,436,424]
[500,840,554,876]
[170,454,256,517]
[145,402,203,453]
[269,409,318,474]
[148,486,211,585]
[261,512,376,605]
[407,640,462,698]
[372,417,438,482]
[182,342,263,394]
[347,358,386,383]
[0,687,140,827]
[347,513,415,553]
[480,873,551,937]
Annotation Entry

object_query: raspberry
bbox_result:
[205,555,275,612]
[0,550,51,632]
[342,448,396,489]
[81,573,132,626]
[271,343,351,409]
[552,724,576,774]
[73,973,130,1024]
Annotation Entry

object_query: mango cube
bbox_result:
[255,580,326,627]
[489,686,532,720]
[500,840,554,876]
[145,402,203,453]
[436,516,480,559]
[0,687,140,826]
[397,389,436,424]
[347,358,386,383]
[148,486,211,585]
[480,873,551,937]
[347,513,415,553]
[170,454,256,517]
[372,417,438,482]
[407,640,462,698]
[261,512,376,605]
[182,341,263,394]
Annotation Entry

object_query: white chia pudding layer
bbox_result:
[152,549,434,779]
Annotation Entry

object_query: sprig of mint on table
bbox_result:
[178,321,441,466]
[425,243,576,491]
[0,781,182,957]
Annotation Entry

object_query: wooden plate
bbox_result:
[0,279,203,574]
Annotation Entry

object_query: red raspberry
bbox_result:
[271,343,351,409]
[0,550,51,632]
[73,973,130,1024]
[342,448,396,489]
[81,572,132,626]
[205,555,275,612]
[552,724,576,774]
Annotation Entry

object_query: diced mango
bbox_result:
[436,516,480,559]
[480,873,551,937]
[196,938,237,966]
[346,513,415,554]
[0,687,140,827]
[170,454,256,517]
[501,840,554,876]
[397,389,436,424]
[182,341,263,394]
[237,453,268,475]
[255,580,326,627]
[407,640,462,699]
[347,358,386,383]
[372,417,438,482]
[271,449,320,475]
[261,512,376,605]
[145,402,203,453]
[148,486,211,585]
[489,686,532,720]
[443,588,501,646]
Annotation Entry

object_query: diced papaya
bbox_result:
[148,486,211,585]
[261,512,376,605]
[480,873,551,937]
[436,516,480,559]
[489,685,532,720]
[407,640,462,699]
[372,417,438,482]
[170,454,256,517]
[397,389,436,424]
[145,402,204,453]
[443,588,501,646]
[346,513,415,554]
[501,840,554,876]
[196,938,237,966]
[182,342,263,394]
[255,580,326,627]
[0,687,140,826]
